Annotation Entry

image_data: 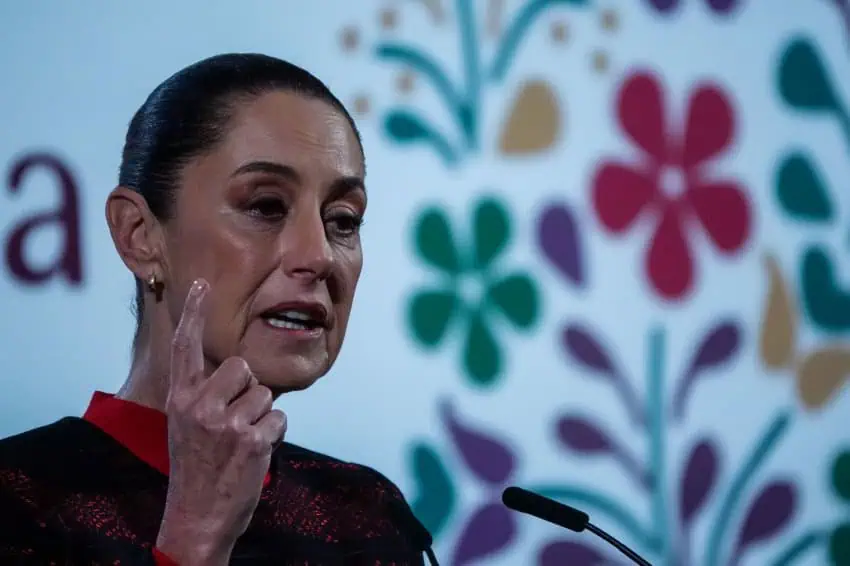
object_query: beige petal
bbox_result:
[759,254,797,369]
[796,346,850,409]
[498,80,561,155]
[415,0,444,23]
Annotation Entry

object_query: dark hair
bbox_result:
[118,53,362,346]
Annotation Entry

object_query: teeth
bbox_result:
[267,318,309,330]
[279,310,312,321]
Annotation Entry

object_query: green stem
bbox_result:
[769,530,828,566]
[704,409,793,566]
[375,43,466,122]
[529,485,658,552]
[422,128,461,167]
[489,0,588,81]
[455,0,481,149]
[382,109,460,166]
[647,327,670,565]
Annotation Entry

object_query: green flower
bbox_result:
[407,196,540,386]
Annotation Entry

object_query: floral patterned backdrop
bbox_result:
[0,1,848,564]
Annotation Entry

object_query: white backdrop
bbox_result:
[1,1,849,565]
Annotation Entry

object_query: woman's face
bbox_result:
[163,90,366,392]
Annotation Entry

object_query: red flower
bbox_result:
[591,71,752,301]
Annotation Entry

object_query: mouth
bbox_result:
[260,302,330,334]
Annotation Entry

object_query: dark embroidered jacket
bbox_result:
[0,393,426,565]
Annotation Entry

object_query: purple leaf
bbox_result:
[562,324,616,374]
[706,0,742,14]
[733,480,797,558]
[556,414,650,488]
[672,321,742,421]
[647,0,679,12]
[555,414,613,454]
[451,501,516,566]
[440,400,516,486]
[687,321,742,373]
[538,204,585,287]
[679,438,720,526]
[561,324,645,427]
[538,539,607,566]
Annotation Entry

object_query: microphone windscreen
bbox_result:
[502,486,589,533]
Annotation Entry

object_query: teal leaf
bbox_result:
[487,273,539,330]
[829,523,850,565]
[375,43,464,115]
[776,153,834,222]
[777,38,840,114]
[706,410,792,566]
[769,531,829,566]
[472,197,511,270]
[414,207,462,275]
[800,246,850,334]
[832,450,850,502]
[458,104,476,147]
[408,289,460,347]
[409,443,456,539]
[383,109,459,166]
[462,309,501,386]
[490,0,591,81]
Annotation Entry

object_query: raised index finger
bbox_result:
[169,278,209,392]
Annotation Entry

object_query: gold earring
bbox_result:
[146,273,158,292]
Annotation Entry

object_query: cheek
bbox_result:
[331,247,362,331]
[342,248,364,301]
[171,229,270,329]
[207,240,273,314]
[173,231,252,294]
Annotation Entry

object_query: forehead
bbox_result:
[205,90,363,180]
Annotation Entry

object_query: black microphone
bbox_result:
[389,500,440,566]
[502,486,652,566]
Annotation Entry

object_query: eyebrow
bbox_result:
[231,160,366,196]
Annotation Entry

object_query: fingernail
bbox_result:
[191,278,208,294]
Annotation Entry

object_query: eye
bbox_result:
[247,197,287,220]
[326,212,364,237]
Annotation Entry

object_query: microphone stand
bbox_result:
[502,486,652,566]
[586,522,651,566]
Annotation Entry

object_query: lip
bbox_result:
[260,301,332,330]
[262,318,325,340]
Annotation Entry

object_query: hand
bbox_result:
[155,279,287,566]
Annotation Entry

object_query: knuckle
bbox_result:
[226,414,246,434]
[166,391,192,414]
[224,356,251,373]
[271,410,288,437]
[193,405,221,430]
[246,429,268,455]
[220,357,254,382]
[171,332,191,353]
[196,416,215,433]
[255,385,273,406]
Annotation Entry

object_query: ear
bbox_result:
[105,186,165,282]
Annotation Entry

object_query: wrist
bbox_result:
[156,512,235,566]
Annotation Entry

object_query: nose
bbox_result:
[281,208,333,283]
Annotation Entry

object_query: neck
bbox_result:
[116,318,172,412]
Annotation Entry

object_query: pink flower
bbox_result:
[591,71,752,301]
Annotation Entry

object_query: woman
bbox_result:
[0,54,435,565]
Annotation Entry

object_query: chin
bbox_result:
[252,354,331,393]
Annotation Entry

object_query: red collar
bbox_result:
[83,391,270,486]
